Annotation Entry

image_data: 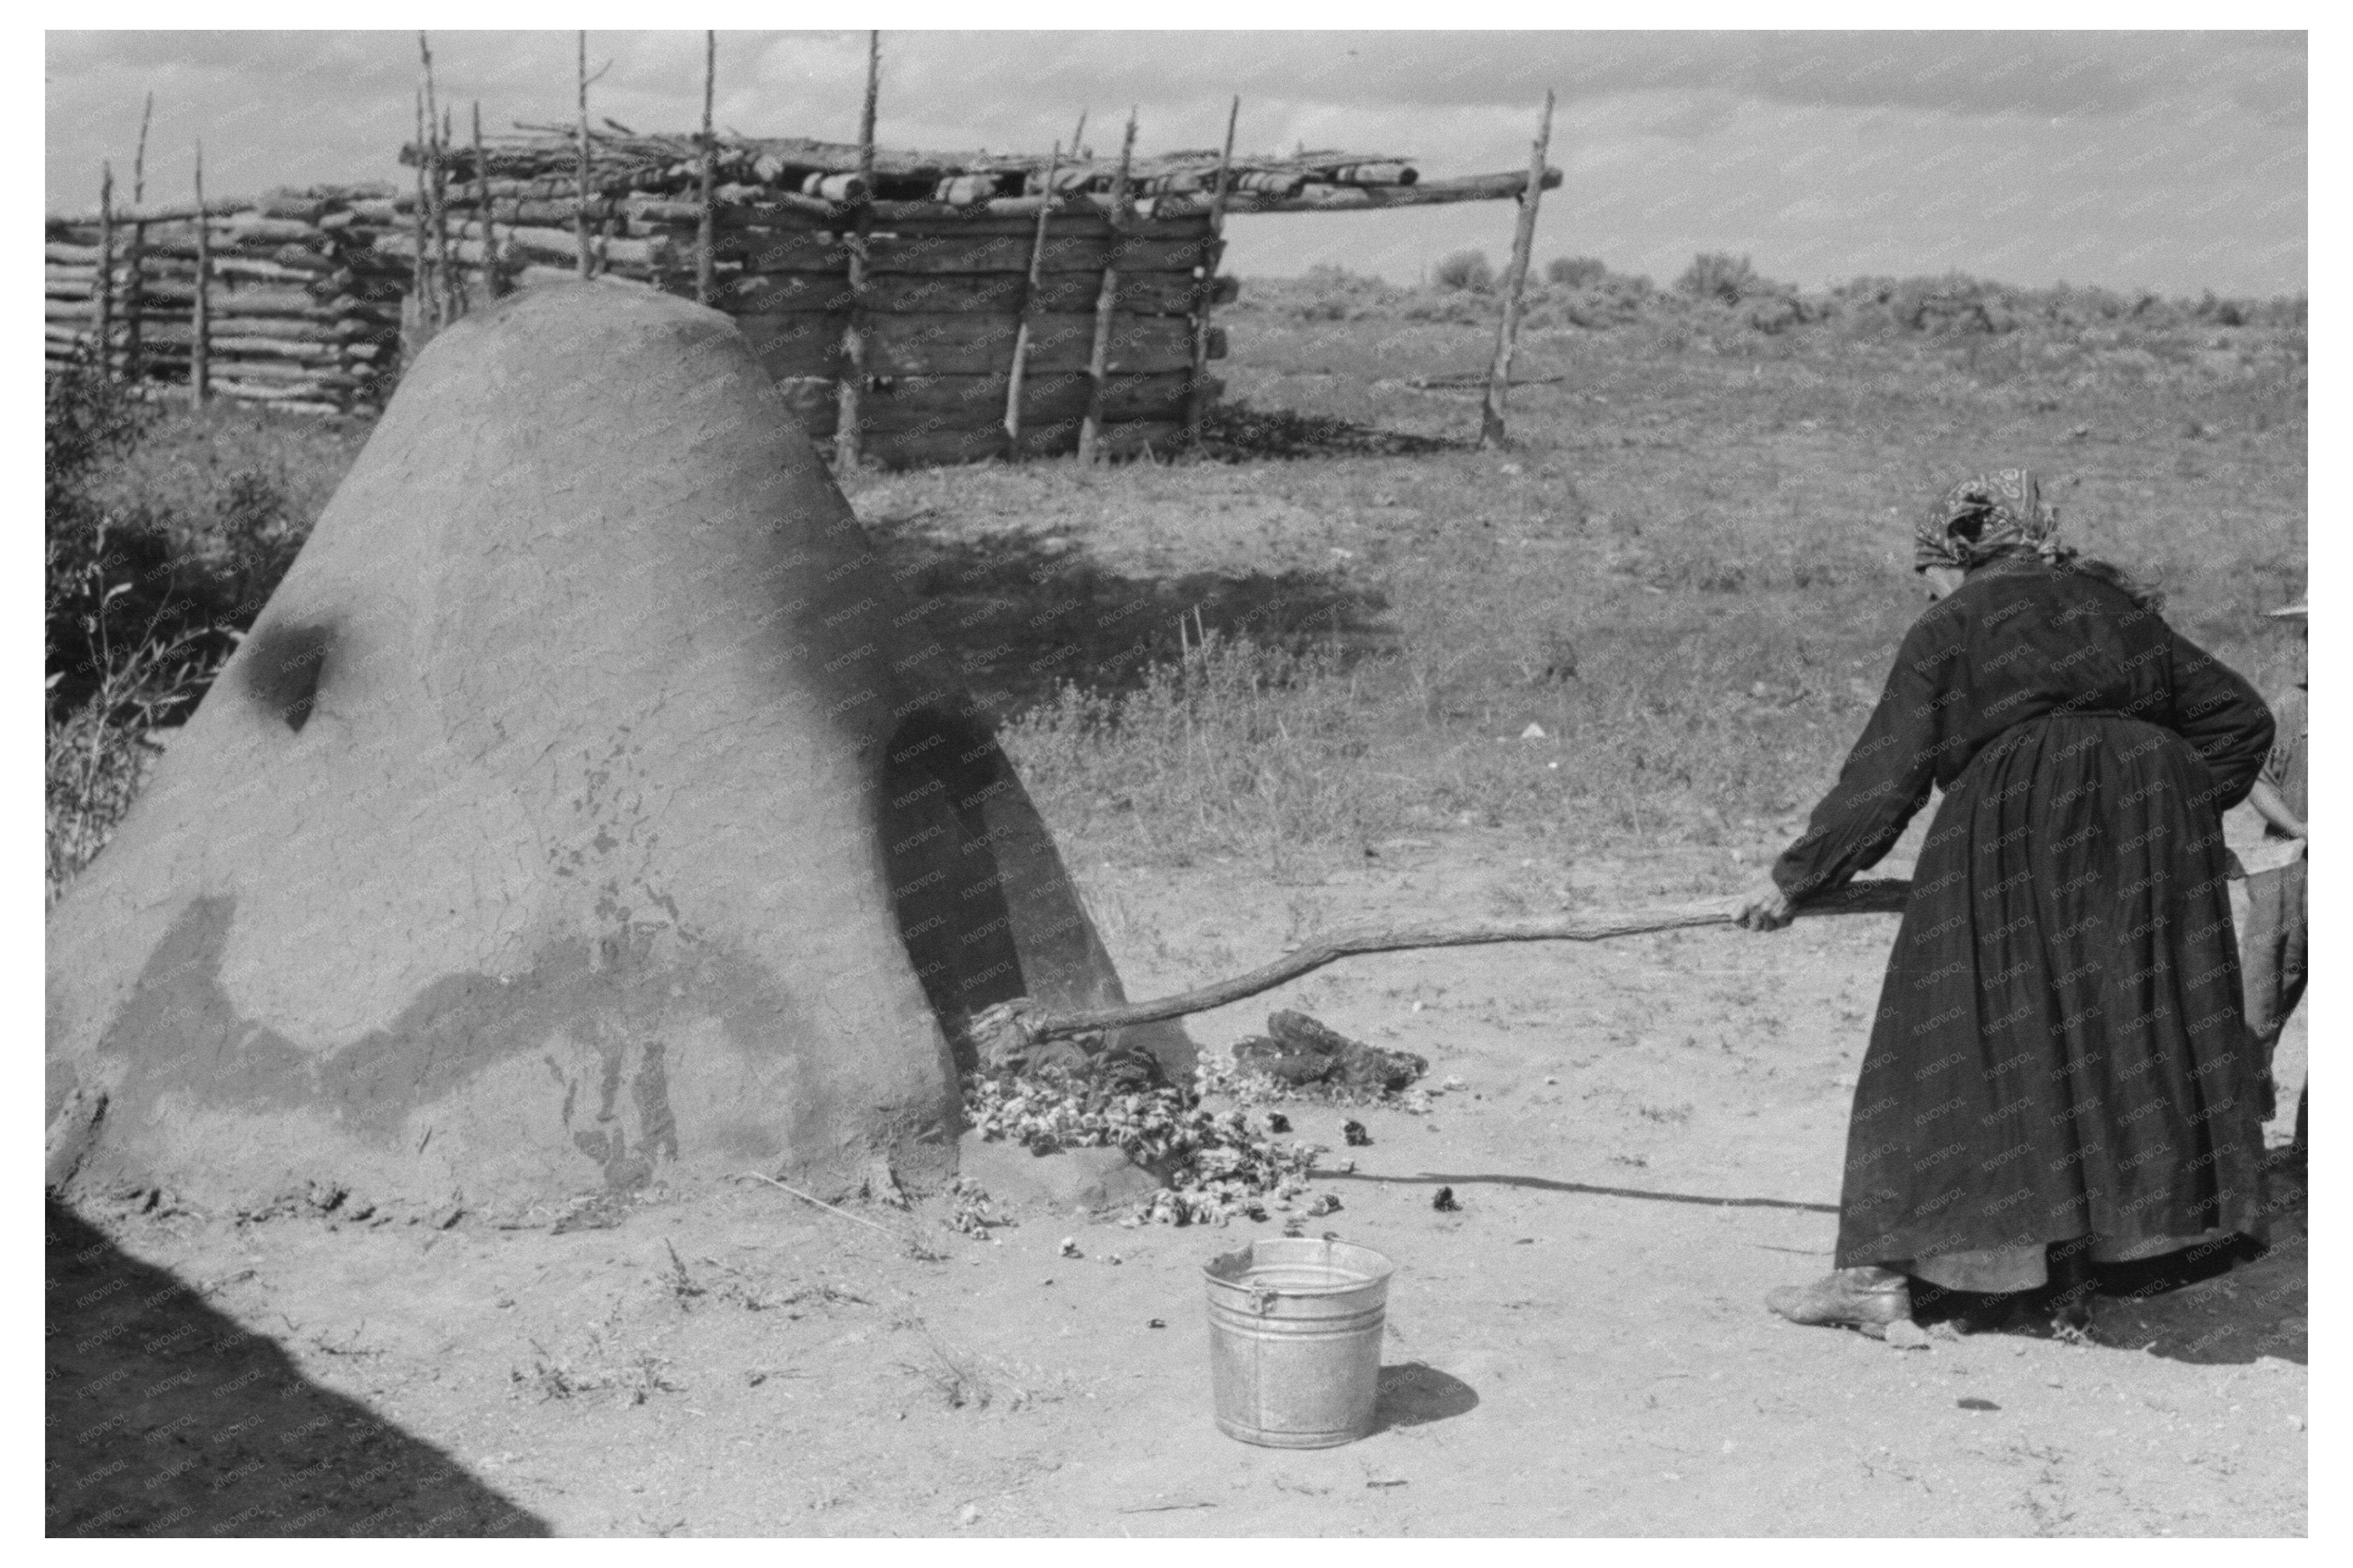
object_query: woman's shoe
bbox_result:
[1766,1268,1913,1335]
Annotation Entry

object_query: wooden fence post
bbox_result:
[1480,89,1554,450]
[95,164,115,377]
[410,91,432,329]
[1078,110,1137,464]
[191,142,209,407]
[575,31,594,279]
[1184,95,1240,443]
[125,93,150,381]
[438,109,458,318]
[421,33,454,323]
[834,29,880,475]
[473,101,501,299]
[697,30,717,307]
[1003,138,1065,446]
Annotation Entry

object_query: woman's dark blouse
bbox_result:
[1773,558,2273,900]
[1768,555,2278,1266]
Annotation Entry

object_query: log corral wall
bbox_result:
[384,180,1233,467]
[46,130,1551,465]
[46,186,410,416]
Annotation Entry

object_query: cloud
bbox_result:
[43,29,2306,296]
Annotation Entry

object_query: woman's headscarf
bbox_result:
[1913,469,2058,571]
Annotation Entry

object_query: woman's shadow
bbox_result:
[1373,1362,1479,1433]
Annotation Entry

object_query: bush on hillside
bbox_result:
[46,354,169,718]
[1677,252,1769,305]
[1545,256,1609,288]
[43,355,293,896]
[1434,250,1495,293]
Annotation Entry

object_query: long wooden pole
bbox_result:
[1003,138,1064,444]
[94,164,115,377]
[697,30,717,306]
[132,93,152,205]
[1077,110,1137,464]
[473,101,500,299]
[189,142,209,407]
[972,880,1913,1054]
[440,108,460,316]
[1480,89,1554,450]
[410,91,431,327]
[126,93,151,382]
[1184,95,1241,442]
[575,31,593,279]
[420,33,452,324]
[834,29,880,475]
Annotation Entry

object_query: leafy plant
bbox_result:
[1434,249,1495,293]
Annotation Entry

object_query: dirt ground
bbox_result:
[47,821,2307,1538]
[47,281,2305,1538]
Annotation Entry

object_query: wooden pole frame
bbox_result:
[697,30,717,306]
[1479,89,1554,450]
[1184,95,1241,443]
[834,29,880,475]
[190,142,209,407]
[1077,110,1137,464]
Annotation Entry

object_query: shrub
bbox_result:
[1677,251,1762,304]
[1434,250,1495,293]
[43,354,236,898]
[45,353,152,705]
[1546,256,1609,289]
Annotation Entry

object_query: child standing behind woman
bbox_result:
[2240,597,2307,1174]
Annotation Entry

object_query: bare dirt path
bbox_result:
[49,832,2306,1538]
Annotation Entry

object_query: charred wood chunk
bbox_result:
[1268,1010,1428,1093]
[1232,1035,1333,1087]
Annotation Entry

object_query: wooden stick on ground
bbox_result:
[1077,110,1138,464]
[189,143,209,407]
[834,29,881,475]
[733,1172,914,1245]
[975,879,1912,1049]
[1184,95,1240,442]
[1480,89,1554,450]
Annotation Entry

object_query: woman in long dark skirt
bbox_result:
[1738,469,2275,1332]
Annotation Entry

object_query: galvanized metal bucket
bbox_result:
[1202,1237,1395,1448]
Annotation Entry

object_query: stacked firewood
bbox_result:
[46,185,412,415]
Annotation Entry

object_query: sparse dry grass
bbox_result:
[46,272,2306,898]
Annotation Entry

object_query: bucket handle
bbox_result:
[1246,1284,1277,1316]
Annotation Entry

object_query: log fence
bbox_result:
[45,87,1557,459]
[46,185,413,415]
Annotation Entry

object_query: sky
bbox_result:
[44,29,2307,297]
